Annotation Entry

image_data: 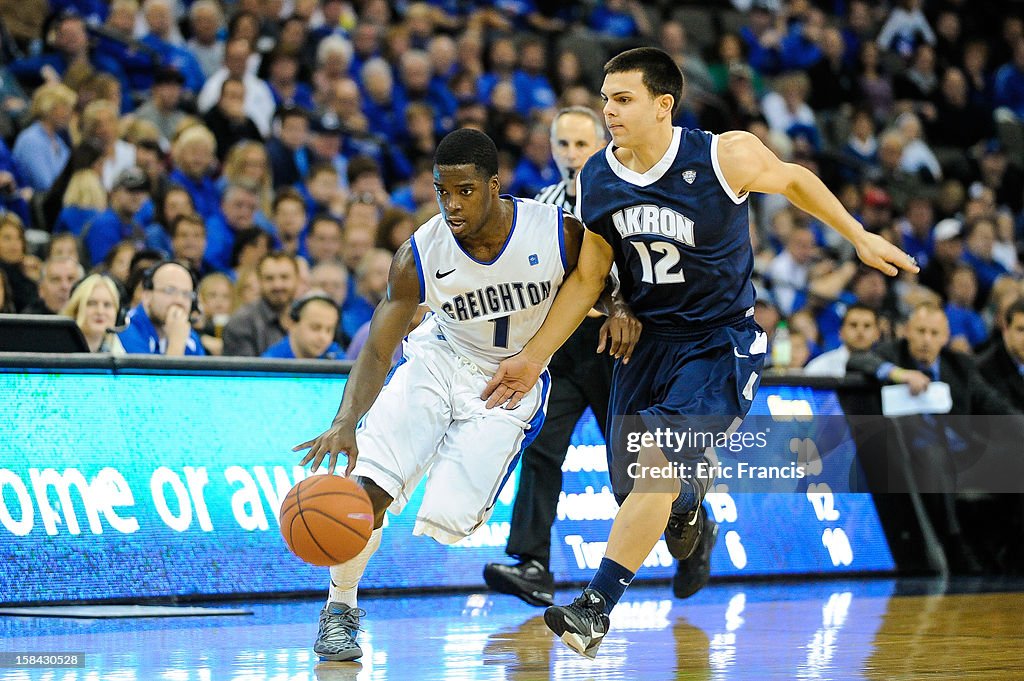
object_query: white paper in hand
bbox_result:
[881,381,953,417]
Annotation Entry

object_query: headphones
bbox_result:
[69,273,128,330]
[289,293,339,323]
[142,261,201,317]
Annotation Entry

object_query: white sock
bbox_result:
[327,528,382,608]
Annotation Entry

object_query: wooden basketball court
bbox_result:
[1,578,1021,680]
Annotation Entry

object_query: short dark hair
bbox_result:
[604,47,685,117]
[308,162,338,179]
[130,248,165,274]
[309,214,342,235]
[842,302,878,323]
[347,155,381,185]
[273,187,306,213]
[276,105,309,125]
[257,251,299,276]
[170,213,206,238]
[1005,299,1024,326]
[230,227,272,268]
[434,128,499,178]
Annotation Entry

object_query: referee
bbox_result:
[483,106,616,606]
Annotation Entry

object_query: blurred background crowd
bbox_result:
[0,0,1022,368]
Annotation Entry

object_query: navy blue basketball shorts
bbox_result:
[606,316,767,499]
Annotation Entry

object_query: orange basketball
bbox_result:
[279,475,374,566]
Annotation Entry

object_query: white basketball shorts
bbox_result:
[350,321,550,544]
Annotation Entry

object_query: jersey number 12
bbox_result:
[630,241,685,284]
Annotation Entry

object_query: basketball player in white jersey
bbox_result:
[293,128,640,662]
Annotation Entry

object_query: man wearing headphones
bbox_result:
[118,261,205,356]
[262,293,343,360]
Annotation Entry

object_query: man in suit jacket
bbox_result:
[977,299,1024,411]
[976,298,1024,574]
[847,302,1017,573]
[847,303,1015,417]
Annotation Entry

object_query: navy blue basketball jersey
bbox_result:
[577,127,755,335]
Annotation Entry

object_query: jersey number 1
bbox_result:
[490,316,510,348]
[630,241,685,284]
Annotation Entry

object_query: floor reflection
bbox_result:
[1,578,1022,680]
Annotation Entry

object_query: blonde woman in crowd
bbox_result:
[54,169,108,236]
[60,273,126,354]
[121,117,163,150]
[221,141,274,217]
[11,82,77,191]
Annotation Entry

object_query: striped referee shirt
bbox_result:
[534,180,575,214]
[534,178,620,302]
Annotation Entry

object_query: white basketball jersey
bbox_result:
[410,197,567,373]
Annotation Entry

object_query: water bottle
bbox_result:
[772,320,792,369]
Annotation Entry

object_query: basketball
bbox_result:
[279,475,375,566]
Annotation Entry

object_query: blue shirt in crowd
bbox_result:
[168,169,221,221]
[994,62,1024,119]
[119,303,206,355]
[82,209,145,264]
[12,122,69,192]
[262,336,343,359]
[945,303,988,349]
[54,205,102,237]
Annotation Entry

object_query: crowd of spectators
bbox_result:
[0,0,1022,370]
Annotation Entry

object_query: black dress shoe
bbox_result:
[483,559,555,606]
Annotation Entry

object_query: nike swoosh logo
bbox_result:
[435,268,456,279]
[618,578,631,586]
[590,624,605,640]
[734,348,749,358]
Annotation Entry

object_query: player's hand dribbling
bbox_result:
[293,421,359,476]
[597,301,642,363]
[482,353,545,410]
[854,232,920,277]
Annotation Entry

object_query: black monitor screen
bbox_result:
[0,315,89,353]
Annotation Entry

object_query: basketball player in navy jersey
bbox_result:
[483,47,919,659]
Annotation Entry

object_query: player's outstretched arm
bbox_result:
[483,220,615,409]
[716,130,919,277]
[294,242,422,475]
